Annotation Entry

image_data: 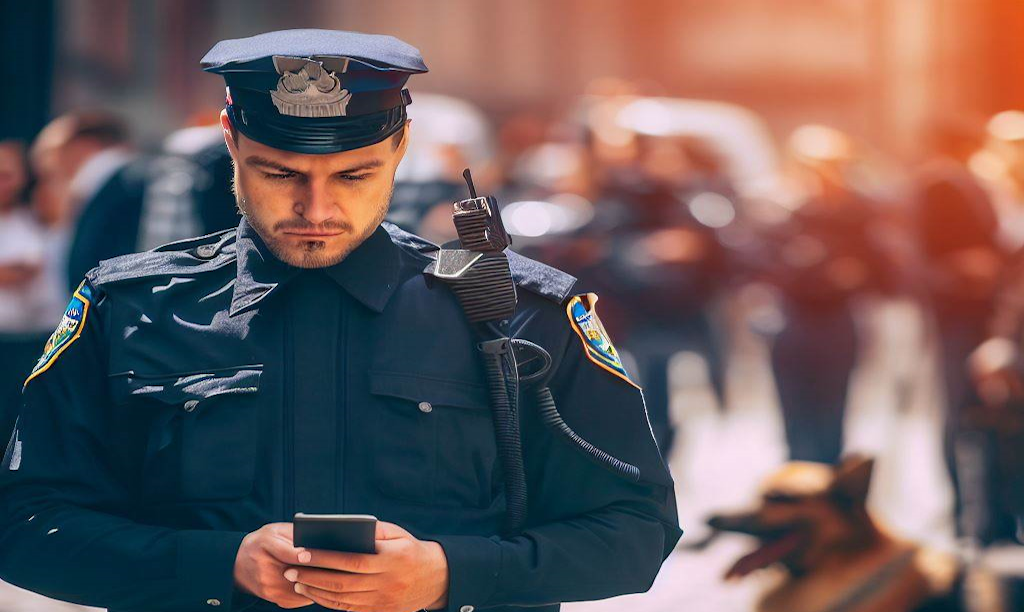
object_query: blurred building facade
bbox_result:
[18,0,1024,161]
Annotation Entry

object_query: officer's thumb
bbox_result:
[376,520,413,540]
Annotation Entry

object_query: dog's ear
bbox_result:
[829,454,874,508]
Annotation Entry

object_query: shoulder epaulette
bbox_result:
[150,227,237,253]
[382,221,439,259]
[506,249,577,304]
[87,228,238,287]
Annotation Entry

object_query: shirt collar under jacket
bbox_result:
[230,215,402,316]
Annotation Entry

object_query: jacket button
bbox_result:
[418,401,433,413]
[460,606,474,612]
[196,244,218,259]
[206,598,221,606]
[183,400,199,412]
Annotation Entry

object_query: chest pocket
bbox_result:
[110,365,263,502]
[370,371,501,509]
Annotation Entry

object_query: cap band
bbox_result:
[227,102,407,154]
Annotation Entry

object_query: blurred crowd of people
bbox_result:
[6,82,1024,567]
[399,83,1024,559]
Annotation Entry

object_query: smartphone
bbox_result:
[293,513,378,554]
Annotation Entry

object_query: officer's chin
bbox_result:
[275,237,353,268]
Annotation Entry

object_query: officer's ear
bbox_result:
[220,110,239,161]
[391,120,411,164]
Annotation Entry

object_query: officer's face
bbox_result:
[222,114,410,268]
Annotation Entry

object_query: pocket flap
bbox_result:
[369,370,489,410]
[110,365,262,407]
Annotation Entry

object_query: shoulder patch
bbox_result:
[566,293,639,389]
[25,281,93,385]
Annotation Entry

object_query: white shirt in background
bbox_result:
[0,208,47,334]
[28,223,74,331]
[69,147,134,213]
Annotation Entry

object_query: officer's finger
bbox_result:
[264,532,310,566]
[301,549,384,573]
[375,520,412,540]
[275,592,316,609]
[284,567,377,593]
[293,583,377,611]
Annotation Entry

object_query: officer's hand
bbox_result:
[285,520,450,612]
[234,522,315,608]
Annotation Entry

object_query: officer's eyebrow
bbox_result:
[334,159,384,175]
[245,156,302,175]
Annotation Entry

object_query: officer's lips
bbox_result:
[282,230,345,238]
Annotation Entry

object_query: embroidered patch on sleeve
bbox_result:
[566,292,640,389]
[24,280,93,386]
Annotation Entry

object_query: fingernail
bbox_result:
[284,569,298,582]
[298,551,311,563]
[294,583,304,594]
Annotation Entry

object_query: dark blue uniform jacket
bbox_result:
[0,218,681,612]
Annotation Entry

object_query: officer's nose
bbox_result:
[295,179,336,225]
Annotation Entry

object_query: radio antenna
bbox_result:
[462,168,478,199]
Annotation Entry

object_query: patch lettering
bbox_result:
[566,293,639,388]
[25,281,93,385]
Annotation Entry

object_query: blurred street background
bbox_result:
[6,0,1024,610]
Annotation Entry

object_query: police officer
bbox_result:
[0,29,680,612]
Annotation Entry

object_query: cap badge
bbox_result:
[270,56,352,118]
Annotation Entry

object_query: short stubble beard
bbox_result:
[235,183,393,269]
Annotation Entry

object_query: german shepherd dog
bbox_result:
[707,456,962,612]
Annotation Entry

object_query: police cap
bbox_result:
[201,29,428,154]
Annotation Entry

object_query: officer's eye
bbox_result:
[338,173,370,182]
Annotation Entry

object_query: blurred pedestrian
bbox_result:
[762,126,899,464]
[0,141,48,443]
[508,113,734,456]
[971,111,1024,250]
[599,134,733,454]
[911,161,1009,542]
[32,110,140,292]
[136,123,241,250]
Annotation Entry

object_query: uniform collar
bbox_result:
[230,216,402,316]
